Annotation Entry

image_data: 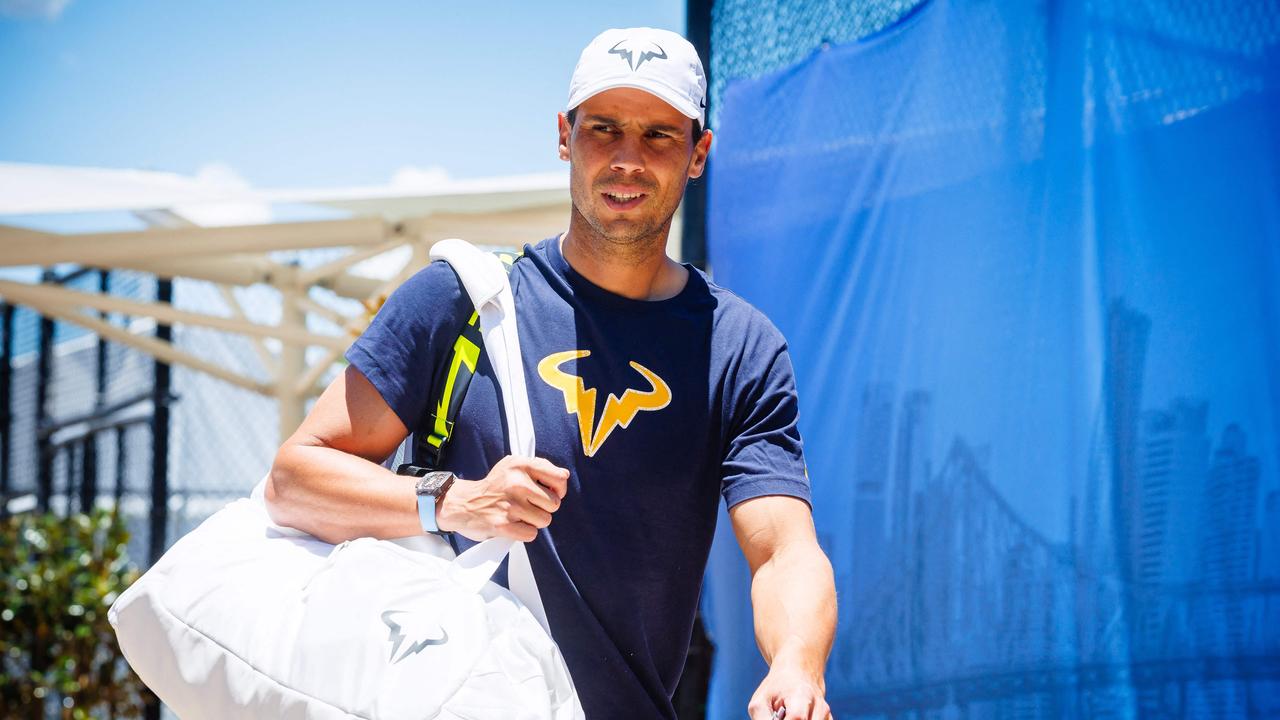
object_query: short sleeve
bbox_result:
[344,260,472,432]
[720,328,812,509]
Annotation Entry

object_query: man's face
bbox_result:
[558,87,711,247]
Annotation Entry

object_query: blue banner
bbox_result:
[704,0,1280,716]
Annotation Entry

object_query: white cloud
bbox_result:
[0,0,72,20]
[193,162,254,191]
[389,165,451,191]
[172,162,272,227]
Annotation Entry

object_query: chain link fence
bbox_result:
[710,0,1280,137]
[167,276,280,542]
[3,270,163,564]
[149,248,366,542]
[2,246,416,563]
[709,0,924,126]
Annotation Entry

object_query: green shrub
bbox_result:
[0,508,152,719]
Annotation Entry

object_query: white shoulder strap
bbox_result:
[429,239,534,458]
[428,239,549,633]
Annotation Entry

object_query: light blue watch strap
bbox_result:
[417,492,439,534]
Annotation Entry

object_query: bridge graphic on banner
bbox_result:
[827,300,1280,718]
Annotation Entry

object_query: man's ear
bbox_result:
[688,129,713,179]
[558,113,572,161]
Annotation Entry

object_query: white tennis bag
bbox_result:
[109,239,583,720]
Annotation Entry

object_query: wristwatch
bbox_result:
[412,471,456,534]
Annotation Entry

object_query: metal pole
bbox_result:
[148,277,173,565]
[82,270,109,513]
[681,0,713,271]
[143,276,174,720]
[35,270,55,513]
[68,441,83,513]
[277,284,307,443]
[674,5,715,717]
[115,426,127,504]
[79,438,97,514]
[0,302,13,518]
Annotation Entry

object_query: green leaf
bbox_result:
[1,510,150,715]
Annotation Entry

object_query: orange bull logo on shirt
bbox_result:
[537,350,671,457]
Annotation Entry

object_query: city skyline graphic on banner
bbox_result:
[826,298,1280,718]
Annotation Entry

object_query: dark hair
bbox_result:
[566,107,704,140]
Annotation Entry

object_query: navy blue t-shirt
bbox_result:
[346,236,809,718]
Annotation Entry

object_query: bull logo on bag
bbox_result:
[381,610,449,664]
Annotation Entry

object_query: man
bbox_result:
[266,27,836,720]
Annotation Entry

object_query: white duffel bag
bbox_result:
[109,240,582,719]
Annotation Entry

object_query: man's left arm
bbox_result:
[730,494,837,720]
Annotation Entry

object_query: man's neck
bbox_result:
[560,216,689,302]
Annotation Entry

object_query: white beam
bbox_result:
[0,217,399,267]
[0,223,55,247]
[106,253,383,300]
[292,294,363,338]
[295,348,342,398]
[358,239,430,319]
[277,287,307,441]
[0,279,349,352]
[305,272,385,301]
[217,284,279,376]
[22,301,272,395]
[293,185,567,222]
[297,238,410,287]
[118,255,278,286]
[402,208,567,248]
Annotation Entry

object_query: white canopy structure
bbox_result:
[0,162,671,441]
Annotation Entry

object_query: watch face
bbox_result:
[416,471,454,497]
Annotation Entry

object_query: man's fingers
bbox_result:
[495,520,538,543]
[748,671,827,719]
[746,694,776,720]
[521,457,570,497]
[783,693,815,720]
[520,479,562,514]
[508,498,553,529]
[472,456,569,540]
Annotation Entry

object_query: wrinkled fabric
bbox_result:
[704,0,1280,716]
[111,498,583,720]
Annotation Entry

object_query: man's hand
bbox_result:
[747,655,831,719]
[436,456,570,542]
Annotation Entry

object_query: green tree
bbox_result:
[0,509,152,719]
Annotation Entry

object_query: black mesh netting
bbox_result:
[710,0,925,125]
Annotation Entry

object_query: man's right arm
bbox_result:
[265,365,568,545]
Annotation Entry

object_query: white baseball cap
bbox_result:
[567,27,707,127]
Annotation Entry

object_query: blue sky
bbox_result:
[0,0,685,188]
